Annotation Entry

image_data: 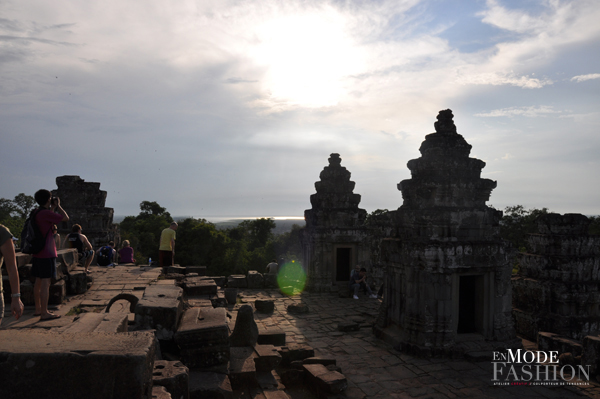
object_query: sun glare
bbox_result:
[255,12,362,108]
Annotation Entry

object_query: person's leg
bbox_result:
[364,283,373,295]
[85,251,94,271]
[352,283,360,298]
[38,278,53,318]
[34,277,42,314]
[159,250,165,267]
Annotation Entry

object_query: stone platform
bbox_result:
[2,265,600,398]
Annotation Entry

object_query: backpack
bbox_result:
[97,246,112,266]
[20,209,47,255]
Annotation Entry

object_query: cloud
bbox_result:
[571,73,600,82]
[225,77,259,84]
[455,71,552,89]
[474,105,556,118]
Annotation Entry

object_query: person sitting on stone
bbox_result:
[265,259,279,275]
[64,224,94,273]
[349,267,377,300]
[97,241,117,267]
[52,224,61,250]
[118,240,134,264]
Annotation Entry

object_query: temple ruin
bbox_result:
[513,213,600,341]
[365,110,519,356]
[301,153,371,292]
[52,175,120,248]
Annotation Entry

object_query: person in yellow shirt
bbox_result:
[159,222,178,268]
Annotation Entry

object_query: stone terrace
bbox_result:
[2,265,600,398]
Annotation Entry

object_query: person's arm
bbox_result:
[1,238,24,320]
[82,235,93,251]
[171,238,175,254]
[52,197,69,222]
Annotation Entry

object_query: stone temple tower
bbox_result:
[374,110,521,356]
[302,154,370,292]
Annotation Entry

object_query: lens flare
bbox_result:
[277,261,306,296]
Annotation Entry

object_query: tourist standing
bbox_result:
[65,224,94,273]
[265,259,279,275]
[0,224,24,325]
[32,189,69,320]
[159,222,178,268]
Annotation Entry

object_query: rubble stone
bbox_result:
[153,360,189,399]
[229,304,259,347]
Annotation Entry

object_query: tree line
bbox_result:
[1,193,598,275]
[119,201,303,277]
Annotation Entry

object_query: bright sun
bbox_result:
[255,12,361,108]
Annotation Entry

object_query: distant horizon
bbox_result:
[112,215,306,224]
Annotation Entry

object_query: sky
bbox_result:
[1,0,599,218]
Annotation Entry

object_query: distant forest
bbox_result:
[1,194,599,277]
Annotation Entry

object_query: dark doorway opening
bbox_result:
[457,275,484,334]
[336,248,351,281]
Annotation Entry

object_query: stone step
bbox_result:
[0,330,156,399]
[60,312,128,333]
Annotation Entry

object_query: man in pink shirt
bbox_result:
[32,189,69,321]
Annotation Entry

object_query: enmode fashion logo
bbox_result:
[492,349,590,386]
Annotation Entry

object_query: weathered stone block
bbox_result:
[280,368,304,386]
[254,344,282,371]
[211,290,227,308]
[303,363,347,394]
[538,332,583,357]
[19,279,35,306]
[61,313,128,334]
[153,360,189,399]
[582,336,600,376]
[278,344,315,366]
[184,277,217,296]
[152,385,171,399]
[167,265,186,275]
[230,305,258,347]
[0,330,156,399]
[224,288,238,304]
[255,299,275,313]
[229,347,257,390]
[49,279,66,305]
[258,329,286,346]
[188,371,232,399]
[185,266,206,276]
[135,284,183,340]
[67,270,89,295]
[175,307,229,368]
[57,248,78,274]
[247,270,264,288]
[303,357,336,366]
[227,275,247,288]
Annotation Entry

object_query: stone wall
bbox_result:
[52,175,120,249]
[513,213,600,341]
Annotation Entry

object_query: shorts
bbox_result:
[79,250,94,262]
[31,257,57,279]
[159,250,173,267]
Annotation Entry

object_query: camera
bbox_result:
[51,197,59,205]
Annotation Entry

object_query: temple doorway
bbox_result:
[335,247,352,282]
[457,275,484,334]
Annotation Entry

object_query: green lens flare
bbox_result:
[277,262,306,296]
